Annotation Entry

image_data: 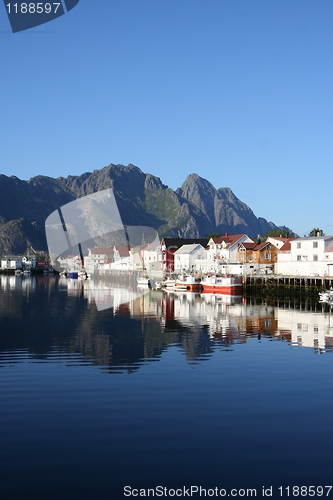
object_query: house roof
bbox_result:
[1,255,23,260]
[162,238,209,249]
[239,241,271,251]
[114,245,130,257]
[89,247,114,255]
[142,240,160,251]
[239,243,256,250]
[267,236,290,242]
[279,239,295,252]
[174,244,205,255]
[293,236,333,241]
[210,234,253,248]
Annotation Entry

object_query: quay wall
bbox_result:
[244,275,333,299]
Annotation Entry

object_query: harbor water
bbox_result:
[1,275,333,498]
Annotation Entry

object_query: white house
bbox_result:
[202,234,254,274]
[87,247,114,268]
[22,255,37,268]
[130,240,161,273]
[1,256,23,270]
[266,236,295,250]
[207,234,254,262]
[174,244,206,272]
[110,245,131,270]
[276,236,333,276]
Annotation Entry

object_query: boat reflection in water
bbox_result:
[64,277,333,356]
[1,274,333,497]
[1,274,333,374]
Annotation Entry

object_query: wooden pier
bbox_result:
[245,275,333,299]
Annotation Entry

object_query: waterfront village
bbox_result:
[2,232,333,279]
[2,233,333,352]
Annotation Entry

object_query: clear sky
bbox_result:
[1,0,332,236]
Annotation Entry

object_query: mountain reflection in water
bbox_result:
[1,275,333,498]
[1,275,332,373]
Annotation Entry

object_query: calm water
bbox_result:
[1,275,333,499]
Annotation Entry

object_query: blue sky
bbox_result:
[0,0,332,236]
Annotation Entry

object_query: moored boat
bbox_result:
[163,278,176,288]
[78,270,90,280]
[137,276,151,287]
[319,288,333,303]
[68,271,79,279]
[201,275,242,295]
[175,275,202,292]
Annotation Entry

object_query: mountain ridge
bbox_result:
[0,163,291,255]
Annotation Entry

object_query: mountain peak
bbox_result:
[0,163,291,254]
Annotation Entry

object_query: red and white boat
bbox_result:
[201,275,243,295]
[175,275,202,292]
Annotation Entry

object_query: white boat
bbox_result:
[137,276,151,287]
[162,278,176,288]
[164,283,188,291]
[175,275,202,292]
[78,270,90,280]
[201,275,243,295]
[319,288,333,303]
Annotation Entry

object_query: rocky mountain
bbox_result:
[0,163,289,255]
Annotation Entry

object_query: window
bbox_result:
[297,255,301,261]
[263,253,271,259]
[313,255,318,261]
[297,242,301,249]
[313,241,318,248]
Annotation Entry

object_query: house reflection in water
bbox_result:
[65,278,333,356]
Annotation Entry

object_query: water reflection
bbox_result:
[0,275,332,373]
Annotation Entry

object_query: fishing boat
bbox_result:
[162,277,176,288]
[174,275,202,292]
[201,275,243,295]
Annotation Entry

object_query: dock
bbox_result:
[245,275,333,300]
